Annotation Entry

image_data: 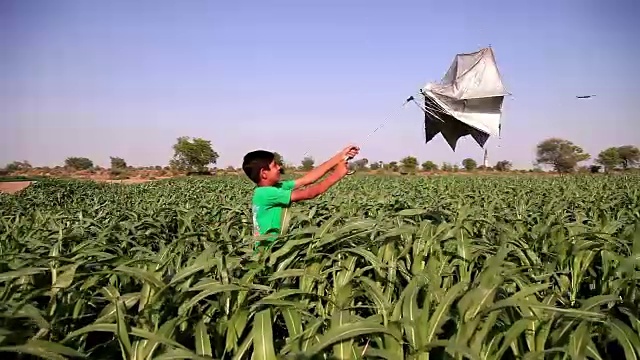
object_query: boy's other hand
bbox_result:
[335,159,350,178]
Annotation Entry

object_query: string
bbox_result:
[300,95,417,160]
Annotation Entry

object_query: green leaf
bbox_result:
[424,281,467,343]
[252,309,276,360]
[396,209,428,216]
[52,263,79,290]
[232,332,253,360]
[140,318,180,359]
[114,265,166,289]
[305,320,398,356]
[0,267,48,283]
[179,284,246,315]
[607,318,640,360]
[282,308,303,353]
[195,318,212,357]
[153,348,213,360]
[115,297,133,359]
[0,340,86,359]
[63,324,188,351]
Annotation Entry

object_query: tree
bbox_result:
[65,157,93,170]
[421,161,438,172]
[596,147,621,172]
[301,157,315,171]
[369,161,380,170]
[169,136,219,172]
[110,156,127,169]
[495,160,512,172]
[400,156,418,173]
[273,152,284,166]
[462,158,477,171]
[349,158,369,171]
[356,158,369,170]
[617,145,640,169]
[386,161,399,172]
[4,160,31,172]
[535,138,590,173]
[441,162,453,172]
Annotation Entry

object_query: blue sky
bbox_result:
[1,0,638,169]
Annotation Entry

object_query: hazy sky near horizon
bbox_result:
[1,0,639,169]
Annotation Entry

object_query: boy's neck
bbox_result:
[257,180,276,187]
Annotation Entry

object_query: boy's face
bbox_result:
[260,160,282,185]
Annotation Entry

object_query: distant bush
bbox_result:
[186,170,214,176]
[0,175,47,182]
[109,168,130,179]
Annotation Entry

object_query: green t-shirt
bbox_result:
[251,180,295,245]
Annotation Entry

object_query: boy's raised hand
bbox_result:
[340,144,360,160]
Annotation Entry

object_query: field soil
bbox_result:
[0,181,33,194]
[0,176,177,194]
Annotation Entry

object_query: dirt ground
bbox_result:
[0,182,33,194]
[0,177,177,194]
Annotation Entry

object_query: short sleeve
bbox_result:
[279,180,295,191]
[256,186,292,207]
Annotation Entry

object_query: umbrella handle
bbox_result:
[345,156,355,175]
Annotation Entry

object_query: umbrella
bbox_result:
[419,47,509,150]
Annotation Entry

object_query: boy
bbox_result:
[242,145,359,249]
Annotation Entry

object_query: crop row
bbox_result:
[0,175,639,359]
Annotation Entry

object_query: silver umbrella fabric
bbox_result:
[420,47,509,150]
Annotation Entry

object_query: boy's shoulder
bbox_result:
[252,180,295,202]
[256,180,295,191]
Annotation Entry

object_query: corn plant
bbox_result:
[0,174,639,359]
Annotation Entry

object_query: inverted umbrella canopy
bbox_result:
[420,47,509,150]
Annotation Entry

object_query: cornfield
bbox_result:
[1,174,639,360]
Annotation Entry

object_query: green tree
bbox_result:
[65,157,93,170]
[441,162,453,172]
[348,158,369,172]
[169,136,219,172]
[4,160,32,172]
[495,160,512,172]
[355,158,369,170]
[369,161,380,170]
[535,138,590,173]
[273,152,284,166]
[110,156,127,169]
[462,158,477,171]
[301,157,315,171]
[617,145,640,169]
[386,161,399,172]
[421,161,438,171]
[596,147,622,172]
[400,156,418,173]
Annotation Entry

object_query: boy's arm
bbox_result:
[293,145,359,189]
[290,161,348,202]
